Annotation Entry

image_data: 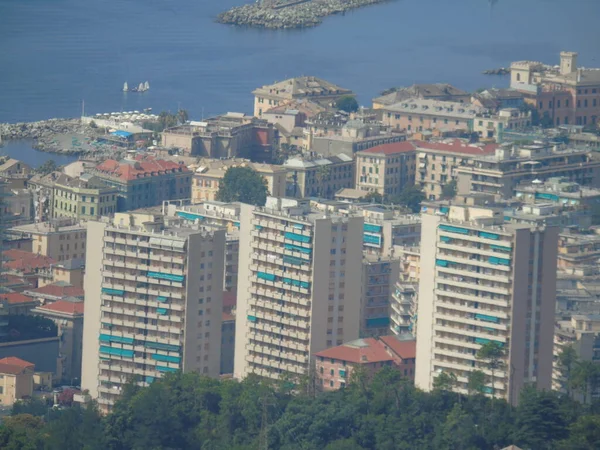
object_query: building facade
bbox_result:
[415,202,558,404]
[81,211,225,412]
[283,154,355,199]
[52,174,118,221]
[10,220,87,262]
[360,256,400,337]
[234,200,363,381]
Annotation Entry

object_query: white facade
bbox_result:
[415,204,558,404]
[82,213,225,412]
[234,202,363,381]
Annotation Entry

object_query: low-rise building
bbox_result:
[162,113,275,160]
[1,184,33,227]
[283,154,354,198]
[515,177,600,209]
[373,84,470,109]
[0,357,35,406]
[52,173,118,220]
[10,220,87,262]
[92,156,192,212]
[191,159,287,202]
[0,292,37,315]
[33,299,84,384]
[0,159,32,178]
[314,336,416,391]
[471,88,525,111]
[253,76,353,117]
[355,141,417,197]
[473,108,532,141]
[24,281,85,306]
[4,249,56,288]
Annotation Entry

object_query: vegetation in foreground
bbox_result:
[2,369,600,450]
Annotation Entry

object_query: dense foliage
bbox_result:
[0,315,58,342]
[335,95,359,113]
[2,370,600,450]
[217,166,268,206]
[35,160,58,176]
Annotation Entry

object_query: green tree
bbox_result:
[36,159,58,176]
[467,370,486,396]
[363,191,383,203]
[433,371,458,392]
[559,415,600,450]
[0,414,45,450]
[216,166,268,206]
[392,185,425,213]
[558,345,579,398]
[573,360,600,405]
[441,180,457,199]
[335,95,359,113]
[315,164,331,197]
[476,341,505,399]
[437,403,479,450]
[325,438,366,449]
[177,109,189,124]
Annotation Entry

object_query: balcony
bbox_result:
[434,289,508,308]
[437,278,509,296]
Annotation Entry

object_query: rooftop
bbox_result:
[28,282,85,299]
[4,250,57,272]
[95,156,189,181]
[0,292,35,305]
[315,336,416,363]
[253,76,352,99]
[358,141,417,155]
[373,83,468,106]
[283,153,353,169]
[10,219,85,235]
[0,356,34,370]
[415,139,498,156]
[54,173,114,191]
[383,98,486,118]
[36,299,84,316]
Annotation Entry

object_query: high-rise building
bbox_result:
[82,210,225,412]
[234,198,363,381]
[360,255,399,337]
[415,200,558,404]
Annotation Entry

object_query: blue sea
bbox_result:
[0,0,599,164]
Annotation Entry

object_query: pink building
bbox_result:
[314,336,416,391]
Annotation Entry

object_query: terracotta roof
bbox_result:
[4,250,57,272]
[0,363,29,375]
[359,141,416,155]
[37,300,84,315]
[31,283,84,299]
[0,292,34,305]
[0,356,34,369]
[414,139,498,155]
[315,338,393,364]
[379,336,416,359]
[95,157,189,181]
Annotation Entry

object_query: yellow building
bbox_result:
[191,159,287,203]
[52,174,118,221]
[10,220,87,262]
[252,76,353,117]
[0,357,35,406]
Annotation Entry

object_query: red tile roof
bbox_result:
[38,300,84,315]
[0,292,34,305]
[315,338,393,364]
[414,139,498,155]
[0,363,29,375]
[95,157,189,181]
[379,336,416,359]
[0,357,34,369]
[4,250,56,272]
[360,141,417,155]
[31,283,84,299]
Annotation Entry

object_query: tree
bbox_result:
[363,191,383,203]
[433,371,458,392]
[467,370,487,396]
[335,95,359,113]
[437,403,478,450]
[560,415,600,450]
[441,180,457,199]
[558,345,579,398]
[476,341,505,399]
[89,120,98,129]
[216,166,268,206]
[393,185,425,213]
[36,159,58,176]
[177,109,189,124]
[315,164,331,197]
[573,360,600,405]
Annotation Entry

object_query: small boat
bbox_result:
[123,82,129,92]
[144,81,150,91]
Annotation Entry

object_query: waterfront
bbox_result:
[0,0,599,124]
[0,141,78,168]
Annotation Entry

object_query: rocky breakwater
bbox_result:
[217,0,391,29]
[0,119,92,154]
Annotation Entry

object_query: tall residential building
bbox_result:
[234,198,363,381]
[252,76,352,117]
[355,142,417,197]
[360,255,399,337]
[415,201,558,404]
[82,211,225,412]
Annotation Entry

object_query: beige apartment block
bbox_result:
[52,174,118,221]
[355,141,417,197]
[81,211,225,412]
[10,219,87,262]
[456,142,600,199]
[283,154,354,199]
[252,76,353,117]
[415,201,558,404]
[234,199,363,382]
[191,159,287,203]
[0,357,35,406]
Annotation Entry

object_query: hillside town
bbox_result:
[1,50,600,447]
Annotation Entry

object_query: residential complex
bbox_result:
[234,199,363,381]
[92,156,192,211]
[355,141,417,196]
[253,76,352,117]
[52,173,118,220]
[415,200,559,404]
[82,210,225,412]
[314,335,416,391]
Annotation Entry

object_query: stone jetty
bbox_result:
[483,68,510,76]
[217,0,391,29]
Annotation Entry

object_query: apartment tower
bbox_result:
[82,211,225,412]
[234,200,363,381]
[415,202,558,404]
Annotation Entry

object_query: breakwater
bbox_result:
[217,0,391,29]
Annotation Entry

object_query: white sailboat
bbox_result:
[137,82,144,92]
[123,81,129,92]
[144,81,150,91]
